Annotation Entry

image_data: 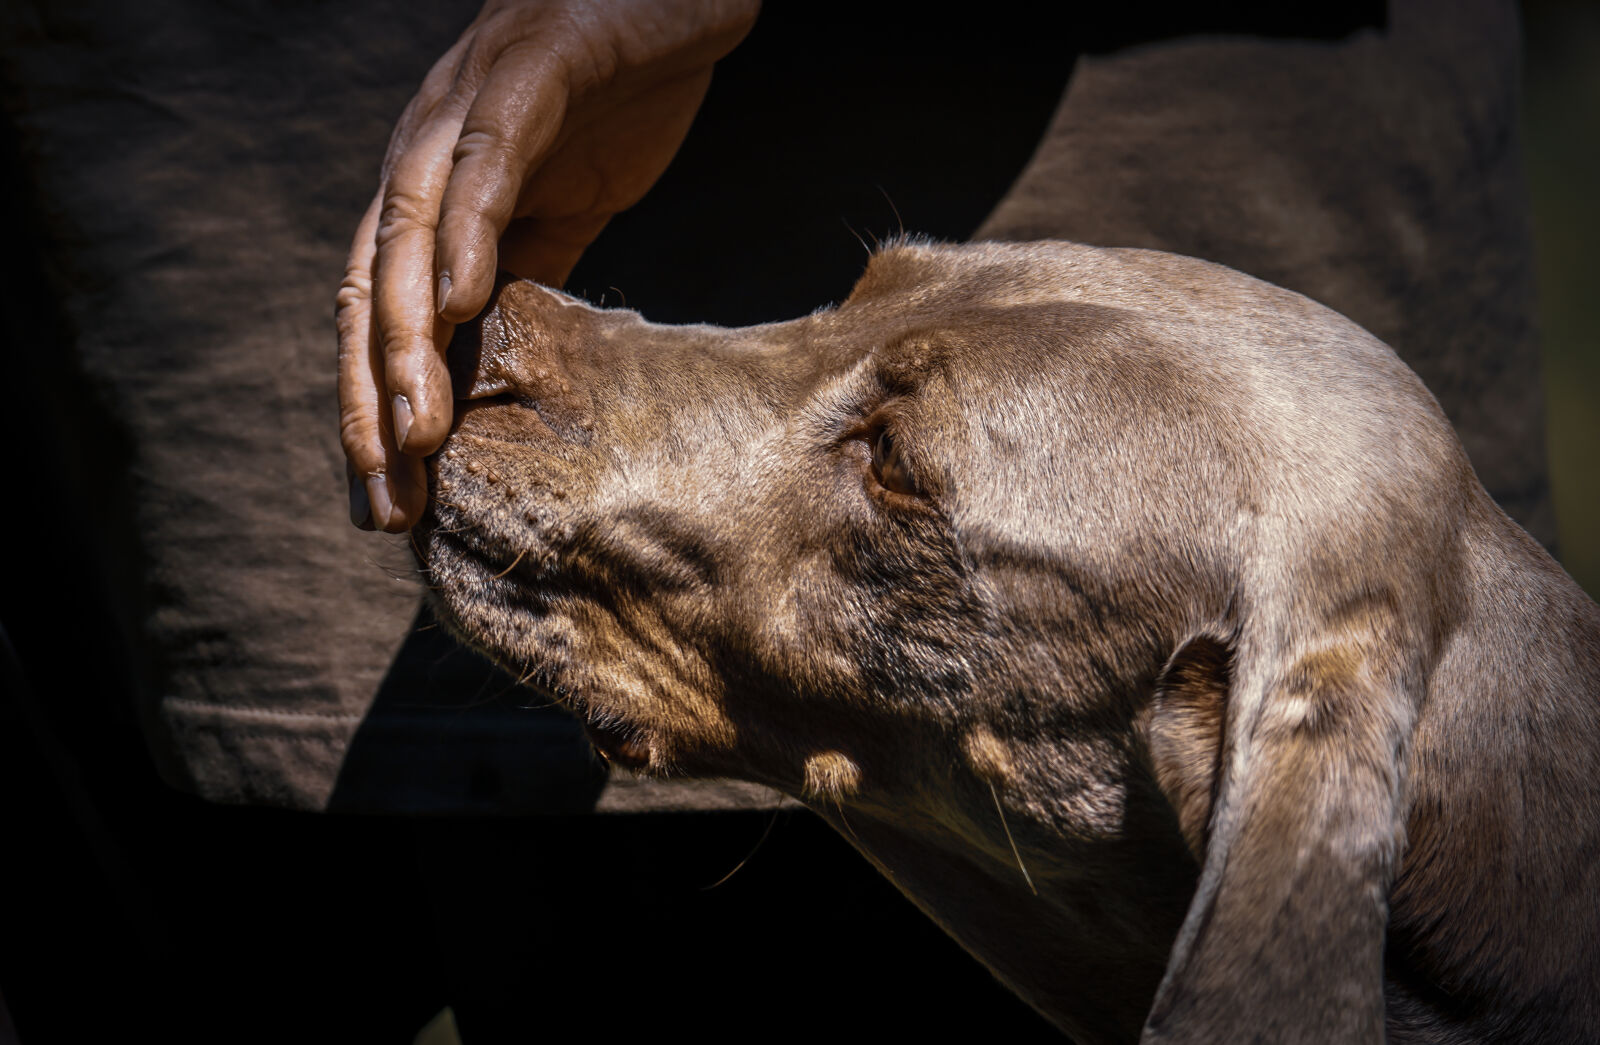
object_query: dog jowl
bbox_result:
[418,240,1600,1045]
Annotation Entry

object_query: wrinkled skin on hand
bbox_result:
[337,0,760,531]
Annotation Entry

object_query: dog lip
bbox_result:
[419,512,537,582]
[584,719,652,771]
[449,396,583,448]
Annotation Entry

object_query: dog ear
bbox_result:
[1141,608,1416,1044]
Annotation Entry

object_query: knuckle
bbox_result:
[384,344,442,395]
[451,127,518,167]
[378,330,424,370]
[376,188,438,242]
[338,416,386,473]
[458,22,508,81]
[335,273,372,317]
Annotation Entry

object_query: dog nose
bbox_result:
[448,280,519,401]
[447,277,597,444]
[449,316,502,401]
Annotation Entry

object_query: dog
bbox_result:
[418,239,1600,1044]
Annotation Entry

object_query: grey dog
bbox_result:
[419,240,1599,1044]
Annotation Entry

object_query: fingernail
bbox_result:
[366,475,397,531]
[393,393,414,451]
[436,272,452,315]
[349,471,374,529]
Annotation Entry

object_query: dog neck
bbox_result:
[806,493,1600,1043]
[804,737,1202,1044]
[1385,498,1600,1039]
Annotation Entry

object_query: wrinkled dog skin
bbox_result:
[419,241,1600,1044]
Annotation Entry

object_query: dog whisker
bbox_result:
[840,217,872,261]
[991,782,1037,897]
[701,806,784,891]
[490,546,528,580]
[875,183,905,240]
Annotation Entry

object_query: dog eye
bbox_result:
[871,428,921,496]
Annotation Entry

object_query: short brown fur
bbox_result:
[420,241,1600,1044]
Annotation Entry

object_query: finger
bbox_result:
[339,193,429,532]
[345,461,375,530]
[337,191,397,528]
[387,449,429,532]
[373,110,468,458]
[380,33,476,178]
[434,47,573,321]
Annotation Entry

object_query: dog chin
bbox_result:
[419,531,664,774]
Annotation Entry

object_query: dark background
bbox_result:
[1525,0,1600,601]
[2,2,1595,1043]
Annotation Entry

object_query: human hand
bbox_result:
[338,0,759,530]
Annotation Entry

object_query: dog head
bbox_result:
[420,239,1474,1041]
